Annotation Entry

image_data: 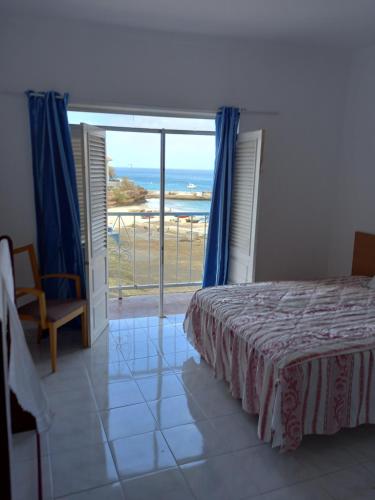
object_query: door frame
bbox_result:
[87,124,214,317]
[71,113,215,318]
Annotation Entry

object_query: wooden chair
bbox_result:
[13,244,88,372]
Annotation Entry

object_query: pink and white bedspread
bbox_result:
[183,276,375,450]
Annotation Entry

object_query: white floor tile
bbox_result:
[41,367,91,394]
[336,426,375,462]
[127,354,174,378]
[294,434,360,474]
[47,411,107,453]
[162,420,228,464]
[318,464,375,499]
[136,373,186,401]
[120,340,159,360]
[148,324,185,341]
[167,314,186,325]
[254,479,333,500]
[177,366,222,392]
[236,446,320,494]
[101,403,158,441]
[108,319,128,331]
[56,481,125,499]
[82,344,125,365]
[209,412,261,451]
[111,328,150,344]
[36,354,85,377]
[51,442,118,498]
[12,431,38,462]
[121,468,194,500]
[12,456,54,500]
[48,387,98,417]
[164,350,204,372]
[26,316,375,500]
[117,316,165,330]
[148,394,206,429]
[88,360,133,386]
[93,380,144,410]
[191,384,242,418]
[110,431,177,479]
[91,328,111,345]
[181,453,260,500]
[152,335,194,355]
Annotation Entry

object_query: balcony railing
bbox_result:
[107,211,209,297]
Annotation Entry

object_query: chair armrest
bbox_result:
[16,287,45,298]
[40,273,81,299]
[15,287,48,329]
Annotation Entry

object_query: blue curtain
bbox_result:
[203,107,240,287]
[26,90,85,299]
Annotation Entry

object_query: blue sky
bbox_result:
[68,111,215,170]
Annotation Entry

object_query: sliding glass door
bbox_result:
[69,111,215,318]
[106,131,161,305]
[162,133,214,311]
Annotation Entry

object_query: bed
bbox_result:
[183,232,375,451]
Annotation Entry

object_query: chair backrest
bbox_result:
[13,244,42,290]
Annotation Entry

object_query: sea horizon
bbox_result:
[114,166,213,212]
[114,166,214,192]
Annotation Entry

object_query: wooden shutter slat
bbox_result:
[87,129,107,255]
[228,130,263,284]
[71,125,86,244]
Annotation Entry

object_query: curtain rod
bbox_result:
[28,92,65,99]
[0,91,280,115]
[0,90,65,99]
[70,102,280,117]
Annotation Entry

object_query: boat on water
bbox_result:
[187,183,197,189]
[186,217,201,223]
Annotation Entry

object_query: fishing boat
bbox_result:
[186,216,200,223]
[187,183,197,189]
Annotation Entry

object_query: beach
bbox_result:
[108,198,209,238]
[107,171,212,295]
[147,189,211,201]
[107,200,209,297]
[108,189,211,236]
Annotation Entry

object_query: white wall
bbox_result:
[328,45,375,275]
[0,15,349,280]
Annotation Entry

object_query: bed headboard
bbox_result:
[352,231,375,277]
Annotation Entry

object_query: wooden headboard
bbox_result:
[352,231,375,277]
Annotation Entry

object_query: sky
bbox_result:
[68,111,215,170]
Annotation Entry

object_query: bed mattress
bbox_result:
[183,276,375,450]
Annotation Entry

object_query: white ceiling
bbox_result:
[2,0,375,48]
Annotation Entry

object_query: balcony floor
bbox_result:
[109,291,194,319]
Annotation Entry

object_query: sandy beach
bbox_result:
[108,188,210,237]
[108,205,208,237]
[147,189,211,201]
[107,199,209,294]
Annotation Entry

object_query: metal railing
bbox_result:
[107,211,209,297]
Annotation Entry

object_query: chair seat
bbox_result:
[18,299,86,323]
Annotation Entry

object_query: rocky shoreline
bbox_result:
[146,189,211,201]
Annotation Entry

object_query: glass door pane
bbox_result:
[106,131,161,301]
[164,133,215,305]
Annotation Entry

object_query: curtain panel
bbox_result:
[26,91,85,299]
[203,107,240,287]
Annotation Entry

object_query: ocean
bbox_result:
[115,167,214,192]
[115,167,214,212]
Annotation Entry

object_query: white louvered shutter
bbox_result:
[71,124,109,344]
[86,128,107,256]
[71,125,86,243]
[228,130,263,284]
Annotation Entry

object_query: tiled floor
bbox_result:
[12,315,375,499]
[108,291,194,319]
